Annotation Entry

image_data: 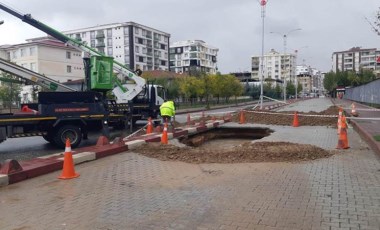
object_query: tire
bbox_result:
[53,125,82,149]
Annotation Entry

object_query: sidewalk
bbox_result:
[0,98,379,230]
[332,98,380,158]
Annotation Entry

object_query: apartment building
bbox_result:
[251,49,296,86]
[332,47,380,73]
[296,65,324,95]
[169,40,218,74]
[64,22,170,71]
[0,39,83,103]
[0,38,83,82]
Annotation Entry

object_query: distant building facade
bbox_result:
[169,40,218,74]
[64,22,170,71]
[296,65,324,95]
[332,47,380,73]
[251,49,296,86]
[0,39,83,103]
[0,38,83,82]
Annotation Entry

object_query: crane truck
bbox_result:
[0,3,166,148]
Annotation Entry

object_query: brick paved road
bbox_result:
[0,123,379,230]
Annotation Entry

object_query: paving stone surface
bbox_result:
[0,98,379,230]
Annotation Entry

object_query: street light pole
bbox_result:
[294,46,308,100]
[258,0,268,109]
[270,28,301,103]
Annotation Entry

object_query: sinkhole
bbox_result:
[178,127,273,151]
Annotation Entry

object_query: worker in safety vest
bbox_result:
[160,100,175,126]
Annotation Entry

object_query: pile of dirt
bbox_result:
[133,141,334,164]
[228,106,339,127]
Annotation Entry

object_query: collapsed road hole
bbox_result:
[134,127,334,164]
[179,127,273,149]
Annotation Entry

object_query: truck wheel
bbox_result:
[53,125,82,149]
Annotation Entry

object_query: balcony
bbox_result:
[96,42,105,48]
[96,32,105,39]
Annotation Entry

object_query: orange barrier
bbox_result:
[239,110,245,124]
[292,111,299,127]
[146,117,153,134]
[58,139,80,179]
[21,105,38,114]
[161,122,168,144]
[336,115,349,149]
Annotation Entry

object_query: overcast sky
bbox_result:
[0,0,379,73]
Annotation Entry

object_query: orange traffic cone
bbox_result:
[161,122,168,144]
[58,139,80,179]
[239,110,245,124]
[146,117,153,134]
[336,116,349,149]
[292,111,299,127]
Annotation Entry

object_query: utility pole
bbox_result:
[294,46,308,100]
[258,0,268,109]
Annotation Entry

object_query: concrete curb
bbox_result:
[350,120,380,158]
[331,98,380,159]
[0,119,228,187]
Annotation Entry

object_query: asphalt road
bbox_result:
[0,101,270,164]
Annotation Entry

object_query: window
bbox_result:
[136,38,143,44]
[67,65,72,73]
[124,55,130,65]
[124,46,130,54]
[160,44,166,50]
[161,60,166,66]
[107,47,113,56]
[124,37,129,45]
[12,50,17,59]
[30,63,36,71]
[90,31,95,39]
[135,46,140,53]
[66,51,71,59]
[20,48,26,57]
[135,27,140,34]
[81,32,86,38]
[90,40,95,48]
[142,47,147,54]
[138,56,144,62]
[107,29,112,37]
[123,26,129,35]
[107,38,112,46]
[30,47,36,56]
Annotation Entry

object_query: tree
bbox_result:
[178,76,204,104]
[0,73,22,108]
[365,7,380,36]
[323,71,338,92]
[286,81,296,97]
